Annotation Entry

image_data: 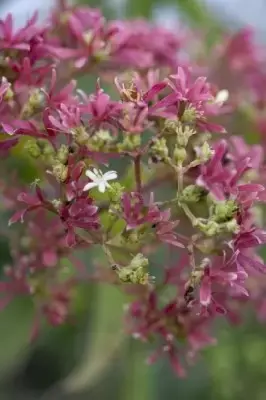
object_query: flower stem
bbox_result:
[134,155,142,193]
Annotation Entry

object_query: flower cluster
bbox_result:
[1,1,266,377]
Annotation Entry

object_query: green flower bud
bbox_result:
[176,123,196,147]
[52,162,68,182]
[173,146,187,164]
[223,219,240,234]
[149,137,168,161]
[108,182,125,203]
[24,139,41,158]
[129,253,149,270]
[117,133,141,152]
[71,126,89,146]
[198,220,220,237]
[181,185,206,203]
[181,105,198,123]
[57,144,69,164]
[164,119,179,134]
[117,254,150,285]
[213,200,238,223]
[21,89,44,118]
[197,141,213,163]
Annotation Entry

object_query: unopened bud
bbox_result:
[21,89,44,118]
[196,141,213,163]
[173,146,187,164]
[181,105,198,123]
[24,139,41,158]
[213,199,238,223]
[149,137,169,161]
[130,253,149,270]
[181,185,206,203]
[52,162,68,182]
[71,126,89,146]
[176,123,196,147]
[57,144,69,164]
[198,220,220,237]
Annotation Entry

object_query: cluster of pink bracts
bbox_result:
[1,0,266,376]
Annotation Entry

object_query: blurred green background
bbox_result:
[1,0,266,399]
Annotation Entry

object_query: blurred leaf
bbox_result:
[63,283,126,393]
[175,0,222,45]
[0,297,34,378]
[125,0,155,18]
[123,340,153,400]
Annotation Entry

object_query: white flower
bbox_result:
[83,168,118,193]
[214,89,229,106]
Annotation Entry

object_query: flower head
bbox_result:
[83,168,117,193]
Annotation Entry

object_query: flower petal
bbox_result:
[83,182,98,191]
[98,181,106,193]
[104,171,117,181]
[85,169,97,181]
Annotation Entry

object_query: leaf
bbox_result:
[0,296,34,376]
[62,283,126,393]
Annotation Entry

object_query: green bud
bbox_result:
[117,253,150,285]
[24,139,41,158]
[71,126,89,146]
[21,89,44,118]
[197,142,213,163]
[198,220,220,237]
[164,119,179,134]
[223,219,240,234]
[149,137,168,161]
[40,140,56,156]
[181,105,198,123]
[213,199,238,223]
[52,162,68,182]
[129,253,149,270]
[173,146,187,164]
[117,133,141,152]
[176,123,196,147]
[108,182,125,203]
[57,144,69,164]
[181,185,206,203]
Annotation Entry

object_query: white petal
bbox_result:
[104,170,118,181]
[83,181,98,191]
[98,181,107,193]
[93,167,101,177]
[85,169,97,181]
[215,89,229,105]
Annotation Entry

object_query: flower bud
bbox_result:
[71,126,89,146]
[180,185,206,203]
[181,105,198,123]
[52,162,68,182]
[149,138,168,162]
[223,219,239,234]
[198,220,220,237]
[196,142,213,163]
[21,89,44,119]
[176,123,196,147]
[24,139,41,158]
[108,182,125,204]
[129,253,149,270]
[57,144,69,164]
[173,146,187,164]
[213,200,238,223]
[117,133,141,152]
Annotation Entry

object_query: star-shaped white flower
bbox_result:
[83,168,118,193]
